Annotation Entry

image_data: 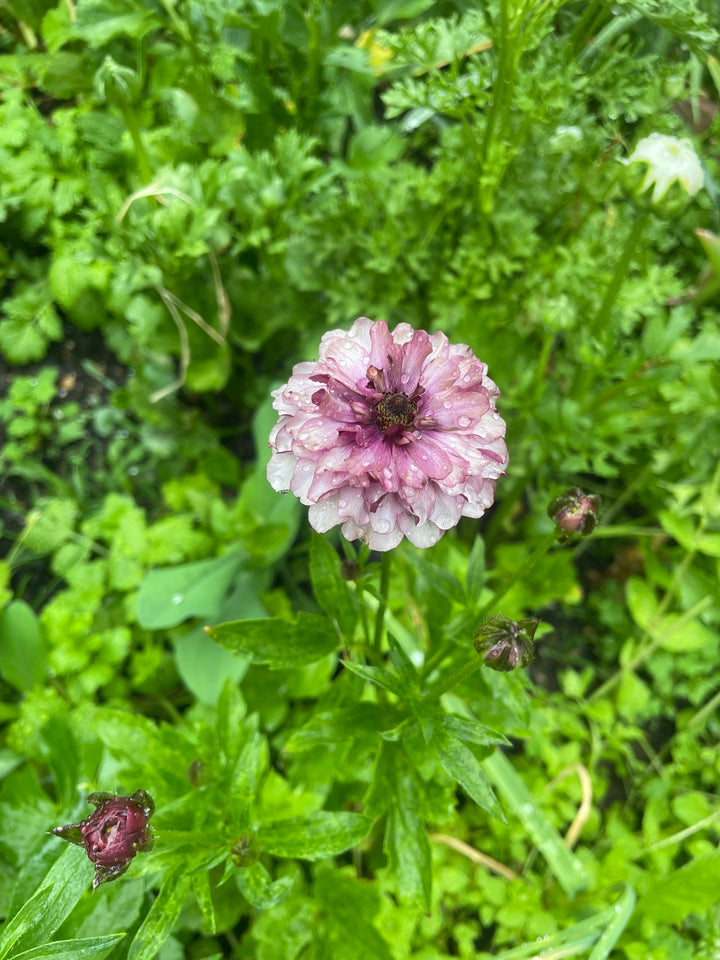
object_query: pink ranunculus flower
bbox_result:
[267,317,508,551]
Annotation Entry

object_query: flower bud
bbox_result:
[231,831,261,867]
[340,559,362,581]
[548,488,599,540]
[52,789,155,889]
[473,615,537,672]
[620,133,704,215]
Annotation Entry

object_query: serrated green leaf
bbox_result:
[433,725,505,821]
[0,846,89,960]
[309,534,357,641]
[208,612,339,667]
[384,759,431,909]
[128,868,192,960]
[11,934,125,960]
[258,812,372,860]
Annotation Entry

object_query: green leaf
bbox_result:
[309,534,357,641]
[587,885,635,960]
[638,850,720,923]
[651,613,716,652]
[625,576,658,630]
[433,723,505,821]
[0,846,90,960]
[11,934,125,960]
[483,750,589,897]
[128,869,192,960]
[466,535,486,600]
[136,551,245,629]
[258,812,372,860]
[191,872,216,935]
[208,612,339,667]
[236,862,295,909]
[174,627,248,706]
[74,0,160,46]
[0,599,47,691]
[384,758,431,909]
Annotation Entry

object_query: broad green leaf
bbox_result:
[314,867,393,960]
[136,551,245,629]
[650,613,715,652]
[236,862,295,909]
[208,613,339,667]
[258,812,372,860]
[0,599,47,691]
[657,511,696,551]
[11,934,125,960]
[0,846,89,960]
[638,850,720,923]
[384,761,431,909]
[174,627,247,706]
[191,872,216,935]
[483,750,588,897]
[128,869,192,960]
[309,534,357,641]
[625,577,658,630]
[433,725,505,821]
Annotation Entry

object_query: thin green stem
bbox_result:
[478,529,558,616]
[372,551,393,656]
[589,213,649,342]
[120,105,152,184]
[426,656,481,700]
[685,686,720,730]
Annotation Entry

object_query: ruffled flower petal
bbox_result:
[267,317,508,550]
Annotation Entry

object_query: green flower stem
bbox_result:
[119,104,152,184]
[477,529,558,616]
[372,551,392,656]
[589,212,649,342]
[426,655,481,700]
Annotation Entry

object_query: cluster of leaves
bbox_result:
[1,0,720,958]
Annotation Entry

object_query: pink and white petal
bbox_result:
[296,416,342,452]
[267,452,298,492]
[399,514,444,548]
[407,436,455,481]
[308,496,343,533]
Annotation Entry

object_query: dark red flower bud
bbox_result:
[548,488,600,540]
[473,615,537,672]
[52,790,155,889]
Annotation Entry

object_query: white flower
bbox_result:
[622,133,704,206]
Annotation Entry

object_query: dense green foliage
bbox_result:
[1,0,720,957]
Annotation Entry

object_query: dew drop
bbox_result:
[171,594,184,605]
[29,378,38,387]
[338,498,348,509]
[443,401,452,410]
[128,466,139,476]
[375,519,392,534]
[458,415,471,428]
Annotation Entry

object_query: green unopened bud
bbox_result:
[473,615,537,672]
[620,133,704,217]
[94,56,141,109]
[340,559,362,581]
[548,488,599,541]
[231,831,260,867]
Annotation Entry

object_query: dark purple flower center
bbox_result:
[374,392,419,433]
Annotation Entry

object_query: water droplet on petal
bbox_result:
[375,519,392,534]
[171,594,184,605]
[458,415,471,428]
